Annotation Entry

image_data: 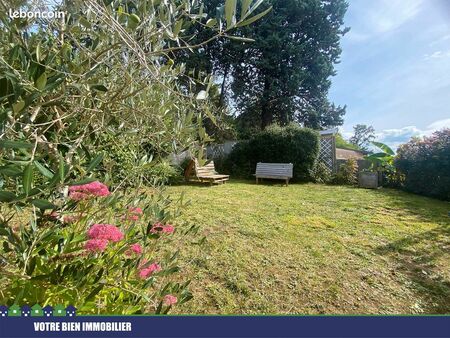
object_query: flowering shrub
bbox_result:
[125,207,143,221]
[69,181,111,200]
[163,295,178,306]
[150,222,176,234]
[127,244,143,256]
[139,262,162,279]
[87,223,125,243]
[0,177,199,314]
[0,0,267,315]
[85,239,109,252]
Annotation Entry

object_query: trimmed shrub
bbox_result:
[225,124,319,181]
[146,161,182,185]
[334,158,358,185]
[395,129,450,200]
[310,161,333,184]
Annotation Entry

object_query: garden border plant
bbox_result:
[0,0,269,314]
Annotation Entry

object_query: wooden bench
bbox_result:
[255,162,293,186]
[184,159,230,185]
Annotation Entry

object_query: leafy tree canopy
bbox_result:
[177,0,349,138]
[349,124,376,151]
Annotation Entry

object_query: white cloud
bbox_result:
[427,118,450,130]
[424,50,450,60]
[349,0,424,41]
[370,0,423,33]
[429,33,450,46]
[375,126,426,150]
[340,129,353,140]
[375,118,449,149]
[340,118,450,151]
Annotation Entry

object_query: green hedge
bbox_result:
[224,124,319,181]
[395,129,450,200]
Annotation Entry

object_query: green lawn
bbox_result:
[167,180,450,314]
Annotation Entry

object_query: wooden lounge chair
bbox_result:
[255,162,293,186]
[184,159,230,185]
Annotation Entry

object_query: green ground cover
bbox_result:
[167,180,450,314]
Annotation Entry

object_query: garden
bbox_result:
[0,0,449,316]
[167,181,450,314]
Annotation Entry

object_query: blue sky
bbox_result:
[329,0,450,149]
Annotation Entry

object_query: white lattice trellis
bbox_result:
[318,136,335,172]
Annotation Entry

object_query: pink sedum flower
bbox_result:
[85,239,108,252]
[150,222,175,234]
[87,224,124,242]
[138,262,161,279]
[150,222,164,233]
[125,243,143,256]
[69,191,89,201]
[130,243,143,254]
[123,207,143,221]
[163,294,178,306]
[162,224,174,234]
[129,207,143,215]
[69,181,110,200]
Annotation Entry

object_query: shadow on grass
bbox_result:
[232,178,313,187]
[369,188,450,224]
[374,224,450,313]
[170,181,223,188]
[172,178,295,188]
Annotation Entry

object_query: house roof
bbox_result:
[319,128,338,136]
[336,147,365,160]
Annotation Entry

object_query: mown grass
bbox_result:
[167,180,450,314]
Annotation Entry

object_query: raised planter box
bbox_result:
[358,171,379,189]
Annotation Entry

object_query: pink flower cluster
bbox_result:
[69,181,110,201]
[123,207,143,221]
[85,239,108,252]
[150,222,175,234]
[85,224,124,252]
[87,224,124,242]
[138,262,161,279]
[125,243,143,257]
[163,294,178,306]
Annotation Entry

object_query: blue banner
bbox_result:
[1,316,449,337]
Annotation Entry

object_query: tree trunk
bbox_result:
[219,65,229,107]
[261,76,272,129]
